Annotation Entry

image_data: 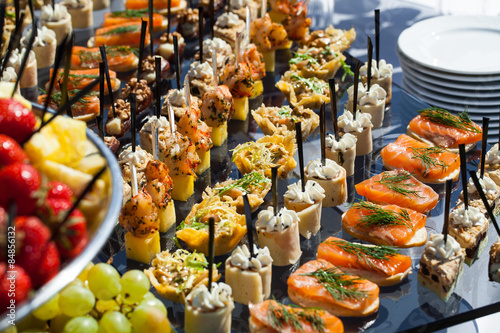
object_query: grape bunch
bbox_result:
[13,262,171,333]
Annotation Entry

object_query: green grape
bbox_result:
[63,317,98,333]
[78,262,94,282]
[95,299,120,314]
[32,294,60,321]
[139,298,167,316]
[130,306,171,333]
[59,286,95,317]
[49,313,72,333]
[120,270,150,302]
[65,279,84,288]
[98,311,131,333]
[87,263,121,300]
[1,326,16,333]
[142,292,155,300]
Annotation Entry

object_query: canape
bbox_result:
[325,133,357,176]
[21,27,56,69]
[304,158,347,208]
[338,110,373,156]
[41,4,73,46]
[200,85,234,146]
[156,31,186,63]
[489,238,500,283]
[221,61,254,120]
[347,83,386,129]
[176,8,202,39]
[300,25,356,52]
[250,13,289,72]
[289,46,346,81]
[62,0,94,29]
[7,49,37,89]
[276,70,331,109]
[214,12,246,49]
[361,59,393,103]
[188,61,216,98]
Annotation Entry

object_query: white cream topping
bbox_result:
[361,59,393,79]
[284,180,325,204]
[119,147,148,167]
[426,233,461,260]
[486,144,500,165]
[63,0,86,8]
[23,27,56,48]
[229,244,273,270]
[230,0,248,9]
[256,206,298,233]
[41,4,70,22]
[348,82,386,106]
[188,61,214,80]
[216,12,240,28]
[187,282,233,311]
[325,132,357,152]
[168,89,187,107]
[203,38,232,57]
[1,67,17,82]
[305,158,341,180]
[142,115,174,133]
[467,174,498,196]
[450,205,488,228]
[338,110,372,133]
[7,49,35,69]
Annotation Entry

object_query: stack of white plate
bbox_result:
[397,15,500,134]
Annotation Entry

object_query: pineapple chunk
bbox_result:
[171,174,194,201]
[268,9,288,24]
[158,200,176,232]
[195,149,210,175]
[0,82,31,109]
[262,50,275,72]
[125,231,160,264]
[250,80,264,99]
[211,122,228,147]
[232,97,249,121]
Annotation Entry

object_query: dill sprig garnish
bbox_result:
[339,57,354,80]
[375,171,422,198]
[109,9,149,18]
[290,74,328,94]
[277,106,297,122]
[409,146,448,172]
[289,50,319,66]
[214,172,270,196]
[104,25,140,35]
[267,301,325,333]
[302,268,368,301]
[418,108,481,133]
[354,201,413,230]
[326,239,399,269]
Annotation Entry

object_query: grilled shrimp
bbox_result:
[119,188,159,237]
[177,107,213,151]
[242,44,266,81]
[160,131,200,176]
[250,14,289,52]
[200,85,234,127]
[221,62,254,98]
[283,2,311,41]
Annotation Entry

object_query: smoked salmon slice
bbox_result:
[287,259,379,317]
[248,299,344,333]
[93,22,148,47]
[317,237,412,286]
[355,170,439,213]
[48,68,119,94]
[71,46,139,72]
[38,91,99,121]
[407,108,481,151]
[380,134,460,184]
[103,10,166,32]
[126,0,181,10]
[342,201,427,247]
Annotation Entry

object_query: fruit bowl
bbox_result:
[0,103,123,329]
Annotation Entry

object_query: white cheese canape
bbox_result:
[21,27,56,69]
[62,0,93,29]
[41,4,73,46]
[338,110,373,156]
[489,238,500,283]
[483,144,500,187]
[184,282,234,333]
[256,207,302,266]
[284,180,325,239]
[347,83,386,129]
[304,158,347,208]
[360,59,393,103]
[225,244,273,304]
[325,132,357,177]
[7,49,37,89]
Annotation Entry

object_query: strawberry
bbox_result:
[15,217,51,278]
[37,198,72,230]
[0,263,32,309]
[0,98,36,143]
[46,181,73,202]
[0,134,27,168]
[0,162,41,216]
[34,241,61,287]
[54,209,88,260]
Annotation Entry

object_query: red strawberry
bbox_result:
[15,217,52,279]
[0,99,36,143]
[0,134,27,168]
[0,162,41,216]
[37,198,72,230]
[0,263,32,309]
[34,241,60,287]
[54,209,88,260]
[46,181,73,202]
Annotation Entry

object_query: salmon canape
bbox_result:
[125,0,187,13]
[103,9,167,32]
[249,299,344,333]
[342,201,427,248]
[287,259,379,317]
[38,91,99,122]
[71,46,139,72]
[317,237,412,286]
[90,22,148,48]
[355,170,439,214]
[407,108,482,152]
[380,134,460,184]
[48,68,120,94]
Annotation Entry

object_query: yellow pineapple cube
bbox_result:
[171,174,194,201]
[125,231,160,264]
[250,80,264,99]
[211,122,228,147]
[195,149,211,174]
[232,97,249,121]
[159,200,176,232]
[262,50,275,72]
[268,9,288,24]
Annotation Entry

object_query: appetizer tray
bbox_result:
[33,1,500,332]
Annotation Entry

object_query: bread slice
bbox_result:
[338,264,412,287]
[382,159,460,184]
[407,126,476,153]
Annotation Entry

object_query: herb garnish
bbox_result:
[109,9,149,18]
[339,58,354,81]
[290,74,328,94]
[289,51,319,67]
[353,201,413,230]
[302,268,368,301]
[267,301,325,333]
[277,106,297,122]
[419,108,481,133]
[104,25,140,35]
[375,171,422,198]
[214,172,270,196]
[327,239,399,269]
[409,146,448,172]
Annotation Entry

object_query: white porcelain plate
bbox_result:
[398,16,500,75]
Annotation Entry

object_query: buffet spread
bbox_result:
[1,0,500,332]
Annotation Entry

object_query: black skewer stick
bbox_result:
[155,56,162,118]
[0,3,6,57]
[208,216,215,292]
[442,179,452,244]
[242,192,255,258]
[1,13,23,77]
[272,166,278,216]
[367,36,373,91]
[329,78,339,141]
[60,33,74,107]
[12,28,36,97]
[295,122,305,192]
[352,61,360,119]
[130,93,137,153]
[51,0,55,10]
[14,0,19,28]
[375,9,380,65]
[96,115,104,140]
[97,62,105,139]
[137,19,148,80]
[320,102,326,166]
[199,6,204,61]
[174,35,181,89]
[459,144,468,211]
[210,0,215,38]
[167,0,172,40]
[469,171,500,236]
[99,46,116,118]
[148,0,154,57]
[480,117,489,179]
[227,0,231,13]
[64,89,73,118]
